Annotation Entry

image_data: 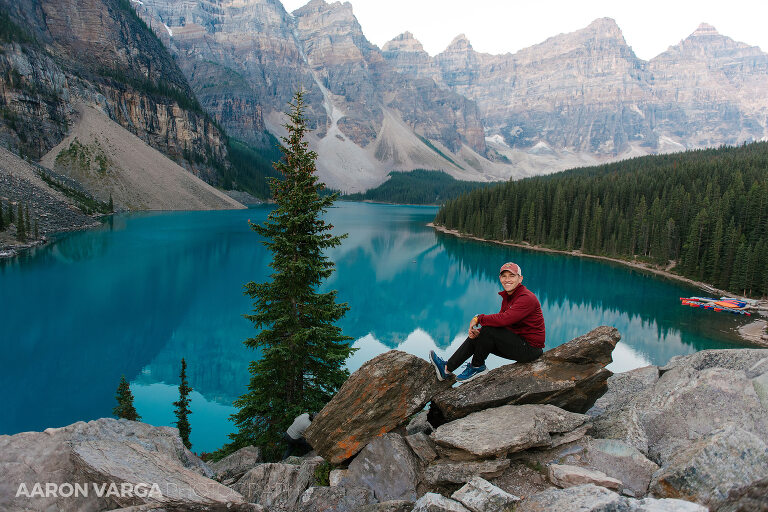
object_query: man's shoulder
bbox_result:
[516,285,541,303]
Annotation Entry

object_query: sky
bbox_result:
[280,0,768,60]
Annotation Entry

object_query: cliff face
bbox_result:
[0,0,228,180]
[384,19,768,157]
[130,0,497,192]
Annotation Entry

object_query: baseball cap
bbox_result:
[499,262,522,276]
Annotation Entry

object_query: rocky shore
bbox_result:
[429,222,768,347]
[2,326,766,511]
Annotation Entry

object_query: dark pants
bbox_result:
[281,433,312,460]
[446,326,543,372]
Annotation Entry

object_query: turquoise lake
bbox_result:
[0,202,751,453]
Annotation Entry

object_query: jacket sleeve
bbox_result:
[478,294,537,327]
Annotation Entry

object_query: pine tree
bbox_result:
[173,358,193,450]
[108,193,114,213]
[113,375,141,421]
[24,203,30,235]
[34,219,39,239]
[16,203,25,242]
[228,90,355,459]
[0,199,4,231]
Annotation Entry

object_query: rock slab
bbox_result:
[306,350,453,463]
[548,464,621,490]
[0,418,253,512]
[431,326,620,423]
[343,433,421,502]
[451,476,521,512]
[431,404,589,458]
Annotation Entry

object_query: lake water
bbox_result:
[0,202,750,453]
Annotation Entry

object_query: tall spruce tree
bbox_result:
[228,90,354,459]
[113,375,141,421]
[173,358,193,449]
[0,199,4,230]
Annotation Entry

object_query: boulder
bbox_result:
[451,476,521,512]
[358,500,415,512]
[431,404,589,459]
[413,493,471,512]
[405,433,439,463]
[587,366,659,419]
[297,485,375,512]
[0,418,254,512]
[343,433,421,501]
[306,350,453,463]
[649,426,768,511]
[591,357,768,464]
[547,464,621,490]
[659,349,768,375]
[430,327,619,424]
[407,411,435,435]
[209,445,262,483]
[232,456,324,511]
[423,459,511,486]
[515,484,707,512]
[583,438,659,498]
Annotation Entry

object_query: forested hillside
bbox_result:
[434,142,768,297]
[343,170,494,205]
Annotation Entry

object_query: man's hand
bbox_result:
[468,316,480,338]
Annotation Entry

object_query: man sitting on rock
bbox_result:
[430,262,546,383]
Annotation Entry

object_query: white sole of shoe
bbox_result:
[430,357,445,381]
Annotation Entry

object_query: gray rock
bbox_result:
[659,349,768,375]
[642,366,768,465]
[515,483,625,511]
[753,370,768,410]
[515,484,707,512]
[407,411,434,435]
[628,498,708,511]
[406,433,438,463]
[591,362,768,464]
[232,456,324,511]
[358,500,415,512]
[0,418,253,512]
[423,459,511,486]
[587,366,659,418]
[413,493,471,512]
[329,469,347,487]
[431,327,619,423]
[344,433,421,501]
[649,426,768,511]
[305,351,453,463]
[297,485,375,512]
[717,476,768,512]
[746,356,768,379]
[548,464,621,490]
[431,404,589,458]
[209,445,262,483]
[583,438,659,498]
[451,476,520,512]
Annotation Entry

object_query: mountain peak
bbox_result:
[585,17,623,38]
[383,32,426,53]
[446,33,472,51]
[690,23,720,37]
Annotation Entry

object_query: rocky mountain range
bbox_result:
[2,0,768,197]
[129,1,768,191]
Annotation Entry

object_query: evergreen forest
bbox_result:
[343,170,495,205]
[434,142,768,297]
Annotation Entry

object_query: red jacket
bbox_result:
[477,285,545,348]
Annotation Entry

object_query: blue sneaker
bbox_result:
[456,363,488,383]
[429,350,450,381]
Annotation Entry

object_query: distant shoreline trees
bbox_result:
[435,142,768,298]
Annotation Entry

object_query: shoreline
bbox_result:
[429,222,768,348]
